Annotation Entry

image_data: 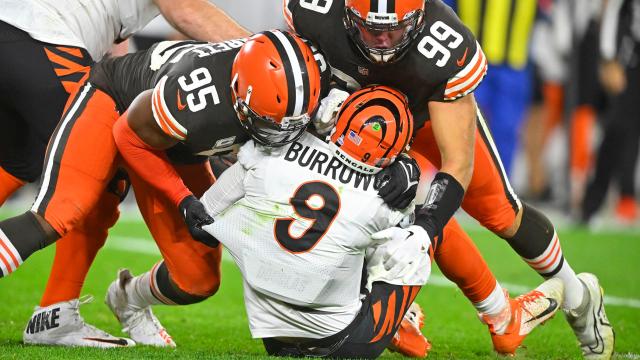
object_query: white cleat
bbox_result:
[105,269,175,347]
[23,296,134,347]
[564,273,615,359]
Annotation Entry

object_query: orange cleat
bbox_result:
[482,278,564,355]
[388,303,431,357]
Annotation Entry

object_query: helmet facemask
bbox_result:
[344,7,424,64]
[231,74,311,148]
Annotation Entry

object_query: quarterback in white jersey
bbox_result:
[202,86,433,358]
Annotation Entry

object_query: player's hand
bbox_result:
[375,154,420,210]
[371,225,431,271]
[179,195,219,247]
[313,88,349,134]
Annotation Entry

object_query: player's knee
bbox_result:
[175,272,221,298]
[157,262,220,304]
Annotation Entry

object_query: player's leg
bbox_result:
[0,84,120,278]
[106,160,219,347]
[24,175,133,347]
[262,284,423,359]
[464,110,613,357]
[411,122,565,355]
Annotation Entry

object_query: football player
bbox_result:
[199,85,429,358]
[0,0,249,348]
[283,0,614,358]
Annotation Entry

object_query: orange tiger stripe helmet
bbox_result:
[344,0,425,64]
[329,85,414,174]
[231,30,322,147]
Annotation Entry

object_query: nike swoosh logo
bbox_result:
[177,90,187,111]
[525,298,558,323]
[456,48,469,67]
[83,337,131,346]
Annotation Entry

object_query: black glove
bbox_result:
[179,195,219,247]
[374,155,420,210]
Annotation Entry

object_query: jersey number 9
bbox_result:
[274,181,340,253]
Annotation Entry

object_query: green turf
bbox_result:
[0,218,638,359]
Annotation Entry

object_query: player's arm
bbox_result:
[413,21,487,238]
[112,89,192,206]
[154,0,250,42]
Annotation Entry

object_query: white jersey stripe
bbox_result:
[32,83,93,212]
[273,30,304,116]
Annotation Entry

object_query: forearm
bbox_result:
[156,0,250,42]
[113,113,191,207]
[415,96,477,237]
[200,162,247,217]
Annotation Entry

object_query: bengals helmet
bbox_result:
[344,0,425,64]
[231,30,322,147]
[329,85,414,174]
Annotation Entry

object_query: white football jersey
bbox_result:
[203,133,410,339]
[0,0,159,60]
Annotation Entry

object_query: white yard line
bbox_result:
[107,236,640,309]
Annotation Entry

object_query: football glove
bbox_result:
[313,88,350,134]
[370,225,431,273]
[375,154,420,210]
[179,195,219,247]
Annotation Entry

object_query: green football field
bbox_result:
[0,215,638,359]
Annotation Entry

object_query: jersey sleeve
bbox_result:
[151,75,188,141]
[423,2,488,102]
[441,41,488,101]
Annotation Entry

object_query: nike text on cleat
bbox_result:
[388,302,431,358]
[105,269,176,347]
[482,277,564,355]
[564,273,615,360]
[23,296,135,348]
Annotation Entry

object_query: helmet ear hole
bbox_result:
[269,60,278,69]
[276,95,282,104]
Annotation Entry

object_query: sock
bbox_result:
[508,204,584,310]
[126,262,169,309]
[473,282,508,317]
[40,191,117,307]
[0,166,26,206]
[435,219,498,303]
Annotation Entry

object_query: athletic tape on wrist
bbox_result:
[414,172,464,239]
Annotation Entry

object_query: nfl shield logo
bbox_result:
[358,66,369,76]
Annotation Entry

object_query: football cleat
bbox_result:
[481,278,563,355]
[23,296,134,347]
[388,302,431,357]
[564,273,614,359]
[105,269,176,347]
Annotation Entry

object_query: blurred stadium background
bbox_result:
[1,0,639,359]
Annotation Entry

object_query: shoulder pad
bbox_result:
[410,0,487,101]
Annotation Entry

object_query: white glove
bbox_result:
[313,88,349,134]
[370,225,431,271]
